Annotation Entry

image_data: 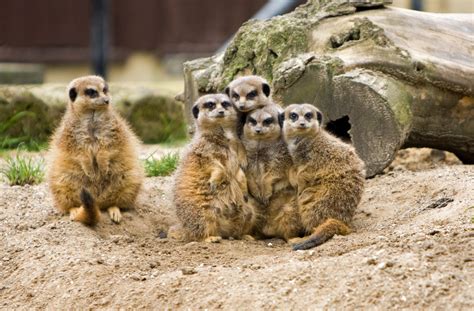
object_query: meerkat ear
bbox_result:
[69,87,77,102]
[316,111,323,125]
[262,83,271,97]
[192,104,199,119]
[278,112,285,128]
[224,86,230,97]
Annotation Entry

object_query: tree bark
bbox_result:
[181,0,474,176]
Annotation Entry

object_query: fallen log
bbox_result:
[181,0,474,176]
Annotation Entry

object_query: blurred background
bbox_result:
[0,0,472,89]
[0,0,471,180]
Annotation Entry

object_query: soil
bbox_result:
[0,148,473,310]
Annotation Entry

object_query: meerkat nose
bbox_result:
[104,98,110,104]
[299,122,306,127]
[218,110,225,115]
[255,127,262,133]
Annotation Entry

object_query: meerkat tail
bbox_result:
[75,188,101,226]
[292,218,351,251]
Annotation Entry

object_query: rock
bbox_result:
[181,267,197,275]
[367,258,377,265]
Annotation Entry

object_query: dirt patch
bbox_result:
[1,149,473,309]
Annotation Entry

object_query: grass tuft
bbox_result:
[144,152,179,177]
[0,153,45,186]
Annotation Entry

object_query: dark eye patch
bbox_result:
[289,112,298,121]
[246,90,258,99]
[221,101,231,108]
[232,92,239,100]
[203,101,216,109]
[248,117,257,126]
[263,117,274,126]
[85,88,99,98]
[304,112,314,120]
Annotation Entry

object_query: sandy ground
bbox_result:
[0,148,473,310]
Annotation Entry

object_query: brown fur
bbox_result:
[47,75,144,225]
[242,105,303,241]
[282,104,365,250]
[173,94,256,241]
[225,75,273,113]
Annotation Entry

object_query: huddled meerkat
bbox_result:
[225,75,273,113]
[47,75,144,226]
[282,103,365,250]
[225,75,275,138]
[242,104,303,241]
[173,94,256,242]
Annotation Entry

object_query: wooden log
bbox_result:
[181,0,474,176]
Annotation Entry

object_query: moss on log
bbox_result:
[181,0,474,176]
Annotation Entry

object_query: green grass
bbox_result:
[0,153,45,186]
[0,111,47,151]
[144,152,180,177]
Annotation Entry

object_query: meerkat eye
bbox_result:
[221,101,231,108]
[232,92,239,100]
[85,88,99,98]
[289,112,299,121]
[248,117,257,126]
[263,117,274,126]
[203,101,215,109]
[246,90,258,99]
[103,86,108,94]
[304,112,314,120]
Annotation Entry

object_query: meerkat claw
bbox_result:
[108,206,122,223]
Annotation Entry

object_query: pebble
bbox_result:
[367,258,377,265]
[181,267,197,275]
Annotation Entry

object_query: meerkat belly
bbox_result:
[246,161,268,202]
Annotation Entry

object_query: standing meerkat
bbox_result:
[282,103,365,250]
[47,75,144,226]
[242,105,303,241]
[173,94,256,242]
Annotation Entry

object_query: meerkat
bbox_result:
[242,104,303,241]
[47,75,144,226]
[282,103,365,250]
[225,75,273,113]
[172,94,256,242]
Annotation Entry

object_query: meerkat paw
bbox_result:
[242,235,255,241]
[204,236,222,243]
[69,207,81,221]
[167,225,186,241]
[107,206,122,223]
